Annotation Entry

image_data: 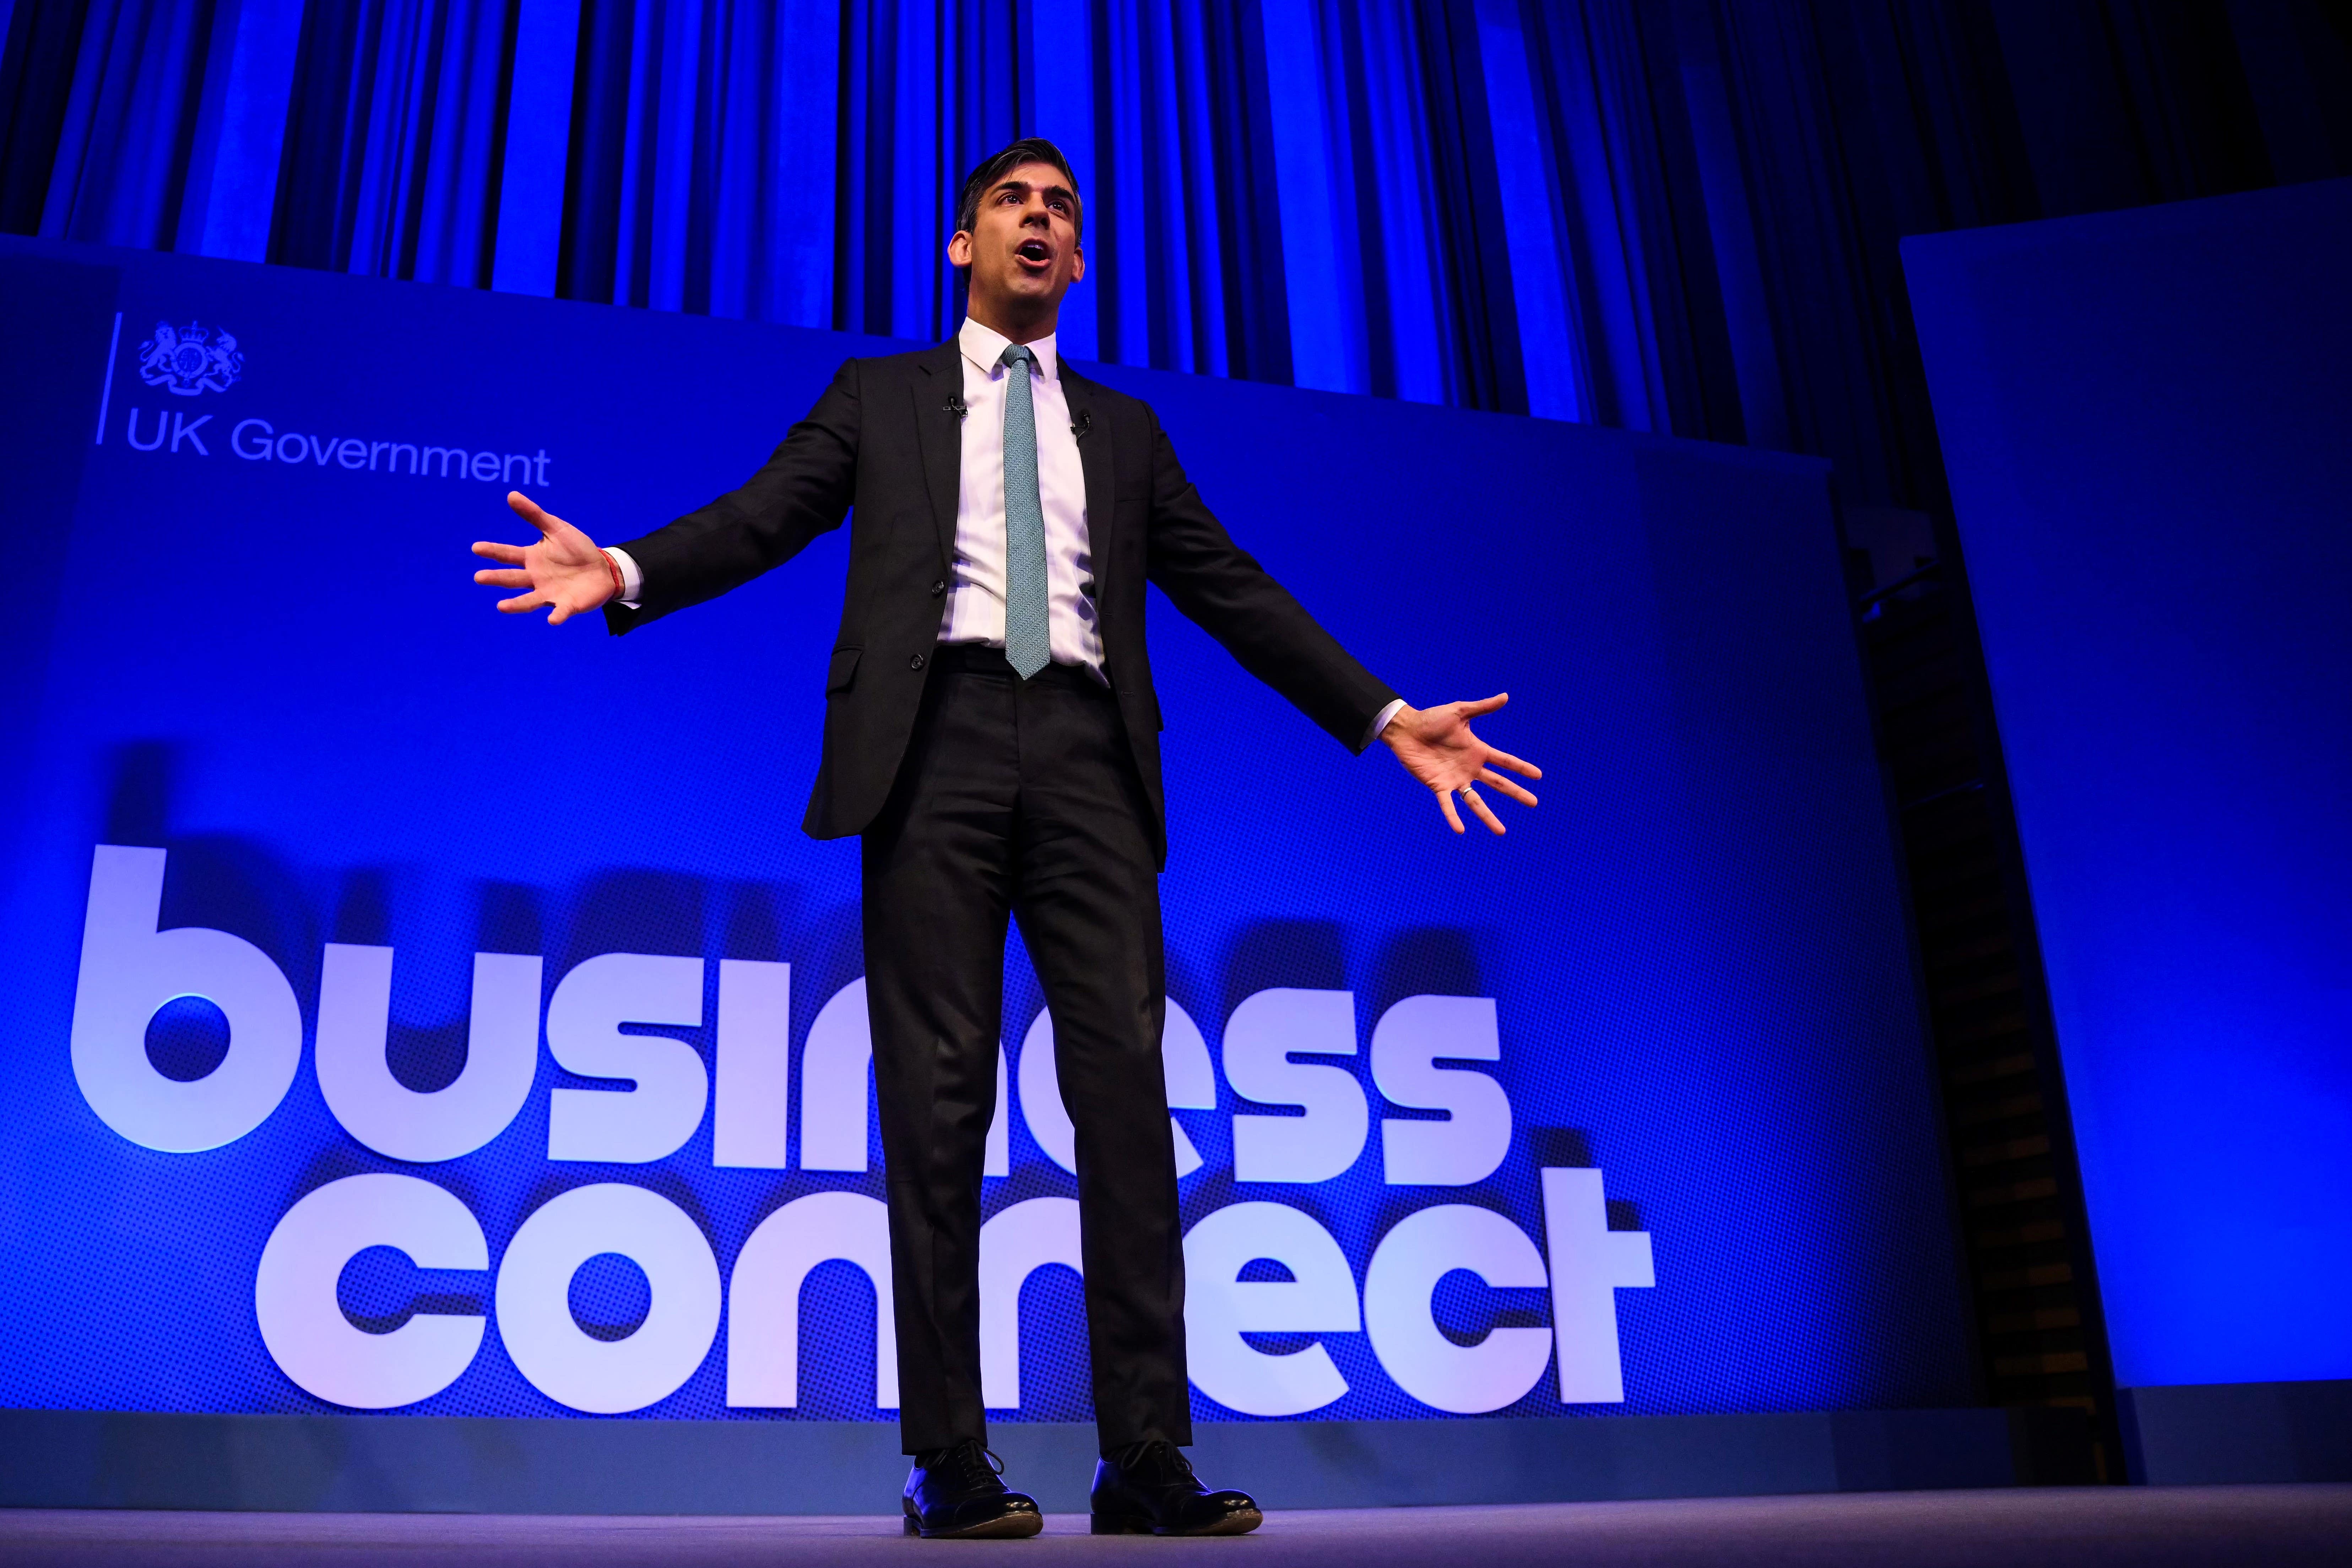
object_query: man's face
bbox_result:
[950,161,1085,321]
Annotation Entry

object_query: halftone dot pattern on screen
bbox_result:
[0,245,1973,1429]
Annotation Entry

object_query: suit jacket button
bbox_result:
[929,579,947,596]
[909,652,927,670]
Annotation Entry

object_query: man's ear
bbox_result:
[1069,246,1085,284]
[947,230,974,267]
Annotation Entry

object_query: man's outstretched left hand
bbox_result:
[1381,695,1541,835]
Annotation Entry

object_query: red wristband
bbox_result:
[603,550,625,601]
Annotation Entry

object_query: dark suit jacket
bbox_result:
[605,340,1397,866]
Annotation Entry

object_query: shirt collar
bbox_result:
[958,316,1058,382]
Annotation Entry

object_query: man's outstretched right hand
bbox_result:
[471,491,616,625]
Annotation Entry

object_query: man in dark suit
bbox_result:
[473,138,1538,1537]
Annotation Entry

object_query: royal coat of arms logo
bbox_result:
[136,320,244,395]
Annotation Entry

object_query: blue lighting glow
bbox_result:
[0,233,1969,1426]
[1907,179,2352,1390]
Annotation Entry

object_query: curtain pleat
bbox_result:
[268,0,515,286]
[21,0,216,248]
[5,0,2346,510]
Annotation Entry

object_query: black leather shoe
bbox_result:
[901,1440,1042,1539]
[1090,1440,1262,1536]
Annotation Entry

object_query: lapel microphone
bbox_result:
[1071,409,1092,441]
[944,395,968,420]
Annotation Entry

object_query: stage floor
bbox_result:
[0,1488,2346,1567]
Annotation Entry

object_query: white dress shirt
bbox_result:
[608,318,1402,740]
[610,317,1102,676]
[938,318,1103,674]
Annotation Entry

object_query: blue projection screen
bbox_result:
[0,236,1970,1431]
[1906,179,2352,1392]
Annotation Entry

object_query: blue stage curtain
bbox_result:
[271,0,517,286]
[0,0,218,249]
[4,0,2349,509]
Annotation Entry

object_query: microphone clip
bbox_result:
[945,395,968,421]
[1071,410,1093,441]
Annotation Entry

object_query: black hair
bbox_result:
[953,137,1084,248]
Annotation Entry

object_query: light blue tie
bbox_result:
[998,343,1050,679]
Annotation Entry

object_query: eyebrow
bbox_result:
[991,178,1076,206]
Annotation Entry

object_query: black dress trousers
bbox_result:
[861,646,1191,1456]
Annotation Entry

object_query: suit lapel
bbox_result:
[1060,362,1117,601]
[912,340,964,574]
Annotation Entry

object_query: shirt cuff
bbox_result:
[604,546,643,608]
[1362,698,1407,750]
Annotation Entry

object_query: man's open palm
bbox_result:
[1383,694,1541,835]
[471,492,613,624]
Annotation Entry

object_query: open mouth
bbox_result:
[1014,238,1052,268]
